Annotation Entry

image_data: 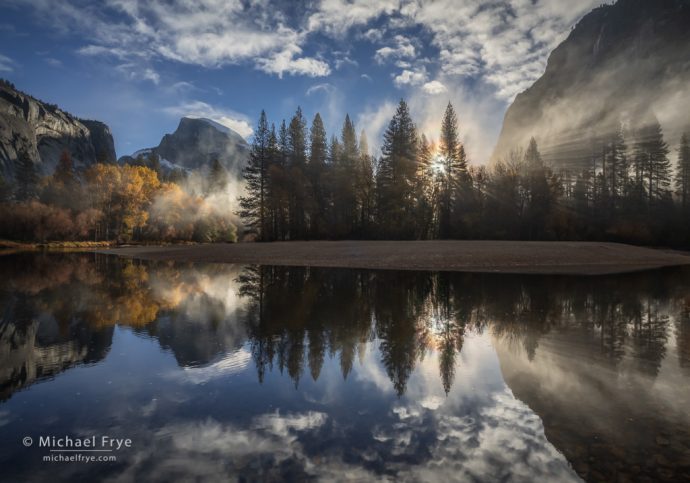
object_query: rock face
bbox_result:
[492,0,690,170]
[120,117,250,177]
[0,80,117,178]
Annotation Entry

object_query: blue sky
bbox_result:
[0,0,604,162]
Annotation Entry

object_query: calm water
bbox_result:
[0,253,689,482]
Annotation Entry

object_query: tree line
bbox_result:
[0,152,236,243]
[240,100,690,245]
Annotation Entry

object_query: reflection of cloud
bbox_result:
[103,412,330,482]
[169,348,251,384]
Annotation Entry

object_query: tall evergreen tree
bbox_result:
[522,138,553,239]
[438,102,468,238]
[333,114,358,237]
[605,124,629,208]
[287,107,308,239]
[676,133,690,211]
[15,150,39,201]
[267,122,288,240]
[414,134,436,239]
[238,110,271,240]
[308,113,328,238]
[355,129,376,236]
[633,118,672,204]
[376,99,418,238]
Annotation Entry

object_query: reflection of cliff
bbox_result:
[493,307,690,482]
[0,294,112,401]
[0,253,249,398]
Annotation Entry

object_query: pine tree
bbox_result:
[355,129,376,236]
[333,114,358,237]
[265,122,289,241]
[287,107,308,239]
[605,124,629,207]
[676,133,690,211]
[376,99,418,238]
[415,134,435,239]
[633,118,672,204]
[438,102,468,238]
[15,150,39,201]
[308,113,328,238]
[522,138,553,239]
[238,110,271,240]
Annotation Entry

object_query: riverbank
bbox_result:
[101,241,690,275]
[0,240,115,250]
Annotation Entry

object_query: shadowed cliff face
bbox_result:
[492,0,690,169]
[0,81,116,178]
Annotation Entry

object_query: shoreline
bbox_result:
[99,240,690,275]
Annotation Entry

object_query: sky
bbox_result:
[0,0,606,163]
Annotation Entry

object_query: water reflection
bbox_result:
[0,253,689,481]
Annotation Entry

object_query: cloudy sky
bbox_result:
[0,0,605,162]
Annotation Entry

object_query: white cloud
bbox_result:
[399,0,603,100]
[393,67,428,88]
[306,83,335,96]
[24,0,331,79]
[142,68,160,84]
[422,80,447,95]
[162,100,254,139]
[255,43,330,78]
[45,57,63,68]
[307,0,399,37]
[18,0,603,99]
[0,53,15,72]
[374,35,416,64]
[115,63,161,84]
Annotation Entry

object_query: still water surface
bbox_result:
[0,252,689,482]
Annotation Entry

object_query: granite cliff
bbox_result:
[492,0,690,170]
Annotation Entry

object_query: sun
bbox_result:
[431,153,446,174]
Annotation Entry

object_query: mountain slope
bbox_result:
[492,0,690,169]
[120,117,250,176]
[0,79,116,178]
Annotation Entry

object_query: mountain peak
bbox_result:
[121,116,250,176]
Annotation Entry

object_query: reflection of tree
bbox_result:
[2,253,689,400]
[677,300,690,373]
[238,265,690,395]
